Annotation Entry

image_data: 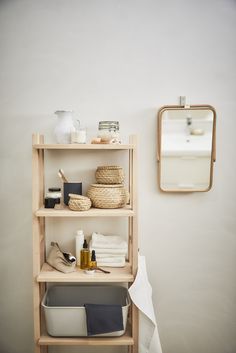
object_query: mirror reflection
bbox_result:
[157,105,216,192]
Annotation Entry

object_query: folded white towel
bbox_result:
[96,257,125,263]
[95,253,126,259]
[97,258,126,268]
[91,232,128,250]
[90,247,127,255]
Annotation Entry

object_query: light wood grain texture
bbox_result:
[32,134,47,353]
[39,326,133,346]
[129,135,139,353]
[35,206,134,217]
[131,303,139,353]
[129,135,138,275]
[128,217,132,263]
[37,262,134,282]
[33,143,134,150]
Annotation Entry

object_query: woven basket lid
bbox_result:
[89,183,124,188]
[96,165,122,170]
[69,193,90,200]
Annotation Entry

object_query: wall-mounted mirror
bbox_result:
[157,105,216,192]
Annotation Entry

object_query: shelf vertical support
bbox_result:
[32,134,47,353]
[129,135,138,277]
[129,135,139,353]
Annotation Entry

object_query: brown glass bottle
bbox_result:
[90,250,97,269]
[80,239,90,269]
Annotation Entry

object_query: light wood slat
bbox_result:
[39,326,133,346]
[131,303,139,353]
[39,335,133,346]
[129,135,139,353]
[35,206,134,217]
[33,143,134,150]
[32,134,44,353]
[37,263,134,283]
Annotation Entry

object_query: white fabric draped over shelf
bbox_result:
[129,255,163,353]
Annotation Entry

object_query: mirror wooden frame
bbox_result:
[157,104,216,192]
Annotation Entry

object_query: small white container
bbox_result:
[75,230,84,267]
[71,128,87,143]
[45,192,62,199]
[42,285,130,337]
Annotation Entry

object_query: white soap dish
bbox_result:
[84,269,95,275]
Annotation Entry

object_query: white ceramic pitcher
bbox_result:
[54,110,76,144]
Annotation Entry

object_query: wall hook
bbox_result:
[179,96,190,108]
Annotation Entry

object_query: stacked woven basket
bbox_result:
[87,166,128,209]
[68,194,92,211]
[95,166,124,185]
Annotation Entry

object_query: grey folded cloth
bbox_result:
[84,303,124,336]
[46,242,76,273]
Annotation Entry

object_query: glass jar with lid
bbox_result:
[97,121,120,142]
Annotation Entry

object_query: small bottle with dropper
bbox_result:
[80,239,90,269]
[90,250,97,269]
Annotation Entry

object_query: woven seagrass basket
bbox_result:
[95,165,124,184]
[68,194,92,211]
[87,184,128,209]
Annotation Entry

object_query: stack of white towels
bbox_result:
[89,232,128,267]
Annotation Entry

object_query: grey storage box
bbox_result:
[42,285,130,337]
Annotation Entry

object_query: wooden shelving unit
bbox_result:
[32,133,138,353]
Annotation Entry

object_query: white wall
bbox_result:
[0,1,236,353]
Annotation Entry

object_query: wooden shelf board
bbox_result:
[37,263,134,283]
[33,143,134,150]
[35,206,134,217]
[38,326,133,346]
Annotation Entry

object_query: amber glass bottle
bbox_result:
[90,250,97,269]
[80,239,90,269]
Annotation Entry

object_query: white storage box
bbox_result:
[42,285,130,337]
